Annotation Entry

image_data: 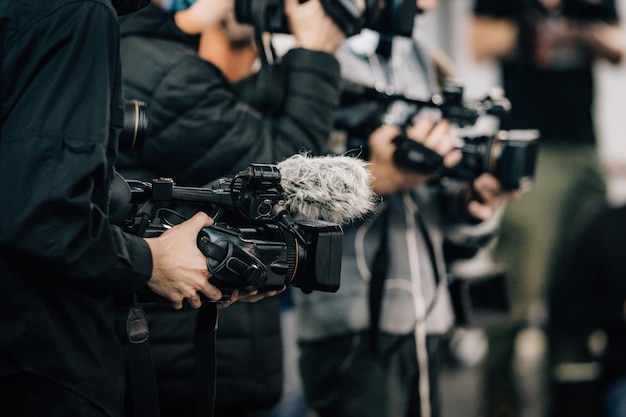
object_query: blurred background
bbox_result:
[425,0,626,202]
[418,1,626,416]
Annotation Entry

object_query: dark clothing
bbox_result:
[472,1,619,415]
[0,372,113,417]
[116,5,342,415]
[144,300,283,417]
[117,4,341,185]
[0,1,153,416]
[299,332,443,417]
[548,203,626,389]
[473,0,619,143]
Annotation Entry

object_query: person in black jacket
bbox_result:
[115,1,346,416]
[547,199,626,417]
[0,1,253,416]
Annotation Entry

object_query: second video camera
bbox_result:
[337,81,540,191]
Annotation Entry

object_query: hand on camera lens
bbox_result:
[368,116,463,196]
[285,0,345,54]
[405,116,462,170]
[174,0,234,34]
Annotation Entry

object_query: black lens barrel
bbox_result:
[119,99,148,152]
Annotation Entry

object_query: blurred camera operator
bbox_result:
[116,0,344,182]
[470,1,624,415]
[293,1,517,416]
[0,1,255,416]
[114,0,346,416]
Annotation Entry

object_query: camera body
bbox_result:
[122,164,342,294]
[393,128,540,192]
[449,129,539,192]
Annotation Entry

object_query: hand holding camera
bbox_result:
[339,80,540,192]
[144,211,223,310]
[285,0,346,53]
[367,116,461,196]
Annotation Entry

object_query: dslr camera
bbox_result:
[337,81,540,191]
[120,164,342,295]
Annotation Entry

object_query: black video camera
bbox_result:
[121,164,342,295]
[337,81,540,191]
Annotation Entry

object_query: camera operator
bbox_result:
[0,1,255,416]
[114,1,346,416]
[470,1,624,415]
[293,1,517,416]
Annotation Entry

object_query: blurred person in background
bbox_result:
[547,183,626,417]
[294,1,517,416]
[470,0,624,416]
[116,0,345,416]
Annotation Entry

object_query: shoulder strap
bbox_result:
[368,198,443,351]
[368,205,390,353]
[123,295,161,417]
[194,303,219,417]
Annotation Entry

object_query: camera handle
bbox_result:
[197,226,267,293]
[392,135,445,176]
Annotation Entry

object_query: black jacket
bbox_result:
[548,203,626,389]
[116,5,341,184]
[116,5,341,415]
[0,1,152,416]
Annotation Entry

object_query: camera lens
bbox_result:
[119,99,148,152]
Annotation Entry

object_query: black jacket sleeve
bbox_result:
[118,36,341,185]
[0,2,152,292]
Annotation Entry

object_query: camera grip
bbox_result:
[197,227,267,292]
[392,135,445,175]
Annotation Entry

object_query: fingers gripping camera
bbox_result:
[197,219,342,293]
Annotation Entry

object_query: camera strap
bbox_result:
[368,199,442,353]
[123,293,160,417]
[121,298,219,417]
[193,302,219,417]
[368,205,390,354]
[234,4,286,117]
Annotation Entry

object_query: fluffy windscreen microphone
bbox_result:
[276,153,379,224]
